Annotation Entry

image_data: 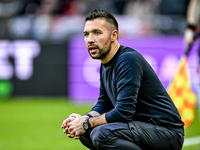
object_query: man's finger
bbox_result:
[74,135,80,139]
[68,134,75,138]
[62,118,70,125]
[62,116,76,128]
[61,123,67,129]
[63,128,67,134]
[69,113,79,118]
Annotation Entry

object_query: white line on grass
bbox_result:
[184,136,200,146]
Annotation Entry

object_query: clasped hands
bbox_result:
[61,113,86,139]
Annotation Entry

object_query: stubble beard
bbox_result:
[90,46,111,60]
[89,40,112,60]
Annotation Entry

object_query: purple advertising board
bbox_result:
[68,35,199,103]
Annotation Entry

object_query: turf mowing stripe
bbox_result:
[183,136,200,146]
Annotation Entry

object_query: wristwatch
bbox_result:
[83,118,91,130]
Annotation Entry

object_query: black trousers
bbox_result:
[79,121,184,150]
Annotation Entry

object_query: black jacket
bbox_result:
[91,45,184,135]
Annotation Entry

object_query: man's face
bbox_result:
[83,18,112,60]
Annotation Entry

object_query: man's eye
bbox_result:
[95,32,100,35]
[84,33,88,37]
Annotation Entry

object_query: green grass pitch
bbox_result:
[0,97,200,150]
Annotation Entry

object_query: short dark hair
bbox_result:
[85,9,118,31]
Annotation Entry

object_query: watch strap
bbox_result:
[84,113,93,118]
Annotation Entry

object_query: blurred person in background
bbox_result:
[0,0,23,38]
[158,0,190,34]
[81,0,118,15]
[159,0,190,16]
[59,0,124,15]
[19,0,40,15]
[59,0,86,15]
[123,0,160,35]
[124,0,159,17]
[32,0,59,40]
[184,0,200,121]
[35,0,59,16]
[62,9,184,150]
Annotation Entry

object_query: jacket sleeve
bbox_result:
[105,52,143,122]
[91,65,114,114]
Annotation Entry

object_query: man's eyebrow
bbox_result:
[93,29,101,32]
[84,28,101,33]
[83,31,88,34]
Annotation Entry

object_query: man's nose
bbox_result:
[87,34,95,43]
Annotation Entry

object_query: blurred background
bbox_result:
[0,0,200,150]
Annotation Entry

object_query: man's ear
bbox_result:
[111,30,118,42]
